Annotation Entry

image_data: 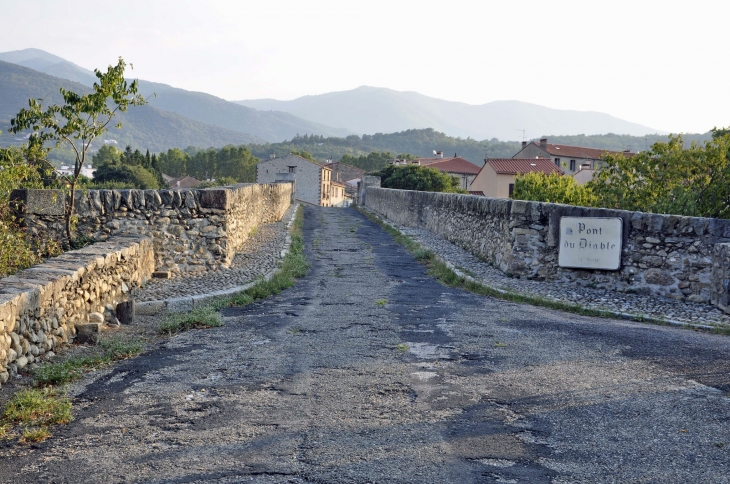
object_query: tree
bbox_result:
[513,171,596,206]
[377,164,466,193]
[291,150,316,161]
[0,144,58,276]
[9,58,146,239]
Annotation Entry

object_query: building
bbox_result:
[256,153,333,206]
[392,152,482,190]
[512,138,633,175]
[572,163,597,185]
[167,176,202,189]
[470,158,563,199]
[325,161,366,198]
[331,180,348,207]
[57,164,95,179]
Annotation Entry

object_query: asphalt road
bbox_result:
[2,206,730,483]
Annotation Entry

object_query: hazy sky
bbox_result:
[1,0,727,134]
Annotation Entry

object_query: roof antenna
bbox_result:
[515,128,526,142]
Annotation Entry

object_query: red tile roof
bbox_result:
[414,156,481,175]
[527,142,633,159]
[486,158,563,175]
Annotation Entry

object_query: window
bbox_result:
[508,183,515,197]
[569,160,576,171]
[288,166,296,173]
[554,158,561,167]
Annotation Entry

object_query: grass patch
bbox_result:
[32,337,144,386]
[20,426,52,444]
[375,299,388,306]
[158,306,222,335]
[1,388,72,443]
[228,206,309,308]
[357,208,616,320]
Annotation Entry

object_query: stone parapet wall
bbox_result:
[711,243,730,312]
[365,187,730,306]
[0,236,154,382]
[12,183,292,274]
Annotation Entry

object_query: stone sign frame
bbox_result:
[558,216,623,271]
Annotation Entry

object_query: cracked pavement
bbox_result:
[1,206,730,483]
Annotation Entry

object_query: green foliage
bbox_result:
[247,129,519,165]
[9,57,146,238]
[290,150,316,161]
[157,145,259,182]
[377,164,466,193]
[0,145,60,277]
[1,388,72,443]
[339,151,414,172]
[91,145,163,188]
[589,134,730,218]
[158,307,222,335]
[91,144,121,166]
[712,126,730,139]
[32,337,144,386]
[514,171,596,206]
[515,134,730,219]
[93,163,160,189]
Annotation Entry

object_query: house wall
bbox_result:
[446,172,477,190]
[331,184,347,207]
[12,183,292,274]
[364,187,730,308]
[470,166,514,198]
[573,169,596,185]
[256,154,326,206]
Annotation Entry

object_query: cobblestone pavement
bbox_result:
[2,206,730,483]
[136,204,298,302]
[378,214,730,329]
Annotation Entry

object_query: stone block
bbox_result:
[199,188,229,210]
[75,323,101,345]
[10,189,65,216]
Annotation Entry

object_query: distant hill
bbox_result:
[0,48,99,86]
[246,129,714,168]
[0,49,351,142]
[0,60,264,151]
[247,129,521,165]
[237,86,667,140]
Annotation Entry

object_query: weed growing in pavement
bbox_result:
[248,226,258,237]
[494,341,507,348]
[228,206,309,308]
[375,299,388,306]
[33,337,144,386]
[1,388,72,444]
[395,343,409,352]
[158,306,222,335]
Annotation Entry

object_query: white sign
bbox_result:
[558,217,622,270]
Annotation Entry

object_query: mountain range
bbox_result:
[0,48,667,154]
[0,60,266,151]
[0,48,349,147]
[237,86,665,140]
